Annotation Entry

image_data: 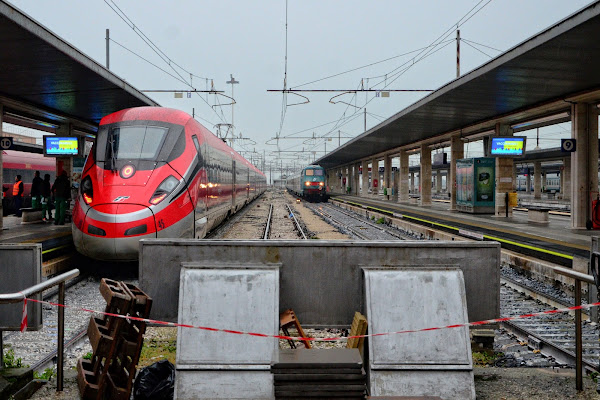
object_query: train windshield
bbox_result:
[110,126,168,160]
[305,169,324,176]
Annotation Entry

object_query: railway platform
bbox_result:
[330,194,594,268]
[0,216,73,274]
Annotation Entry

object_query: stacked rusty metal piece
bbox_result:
[77,279,152,400]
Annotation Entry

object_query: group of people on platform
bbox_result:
[11,170,71,225]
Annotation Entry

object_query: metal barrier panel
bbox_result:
[175,263,279,400]
[0,244,42,330]
[139,240,500,326]
[364,266,475,399]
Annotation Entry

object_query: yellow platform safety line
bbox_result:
[332,197,574,261]
[42,244,71,255]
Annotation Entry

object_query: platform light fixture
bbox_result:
[510,111,570,132]
[4,111,59,130]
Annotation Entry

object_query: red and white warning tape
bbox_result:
[22,297,600,342]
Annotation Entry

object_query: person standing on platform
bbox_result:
[41,173,52,222]
[31,171,42,210]
[12,175,24,217]
[51,170,70,225]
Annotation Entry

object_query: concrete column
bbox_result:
[436,170,442,194]
[571,103,599,229]
[0,103,3,231]
[512,163,517,191]
[420,145,432,206]
[563,157,571,201]
[450,134,464,211]
[392,157,399,201]
[371,158,377,197]
[526,173,531,193]
[384,155,392,200]
[398,151,409,202]
[354,163,360,196]
[494,123,514,217]
[410,172,415,193]
[361,160,369,197]
[533,161,542,199]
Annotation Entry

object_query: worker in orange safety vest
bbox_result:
[13,175,24,217]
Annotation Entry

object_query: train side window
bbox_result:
[192,135,200,152]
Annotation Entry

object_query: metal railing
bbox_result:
[549,263,595,392]
[0,269,80,392]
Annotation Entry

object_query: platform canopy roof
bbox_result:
[317,1,600,169]
[0,1,158,132]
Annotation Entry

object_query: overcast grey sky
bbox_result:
[8,0,593,171]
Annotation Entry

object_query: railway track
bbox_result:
[303,201,412,241]
[499,274,600,372]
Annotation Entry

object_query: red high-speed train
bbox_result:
[2,150,56,215]
[72,107,266,261]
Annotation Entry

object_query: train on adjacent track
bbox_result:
[515,174,560,192]
[286,164,328,202]
[72,107,266,261]
[2,150,56,215]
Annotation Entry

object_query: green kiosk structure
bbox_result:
[456,157,495,214]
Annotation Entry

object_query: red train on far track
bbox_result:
[72,107,266,261]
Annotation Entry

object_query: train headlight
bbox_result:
[120,164,136,179]
[319,182,324,186]
[305,181,310,186]
[81,176,93,205]
[149,175,179,205]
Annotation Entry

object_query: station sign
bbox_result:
[561,138,576,153]
[0,136,13,150]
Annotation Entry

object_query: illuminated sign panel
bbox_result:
[490,137,526,157]
[43,136,80,157]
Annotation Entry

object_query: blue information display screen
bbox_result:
[45,136,79,156]
[490,137,525,156]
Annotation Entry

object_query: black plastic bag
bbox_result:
[133,360,175,400]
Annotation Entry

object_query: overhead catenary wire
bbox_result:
[462,40,493,58]
[103,0,227,125]
[308,0,495,147]
[290,40,455,89]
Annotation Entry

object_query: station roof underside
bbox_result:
[0,1,158,130]
[317,1,600,170]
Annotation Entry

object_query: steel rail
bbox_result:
[286,204,307,239]
[264,204,274,239]
[0,268,80,392]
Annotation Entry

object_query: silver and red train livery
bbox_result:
[72,107,266,261]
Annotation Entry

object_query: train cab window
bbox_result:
[305,169,314,176]
[111,126,168,160]
[314,169,324,176]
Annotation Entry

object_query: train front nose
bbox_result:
[73,203,156,261]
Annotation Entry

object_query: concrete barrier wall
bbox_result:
[140,240,500,327]
[0,244,42,330]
